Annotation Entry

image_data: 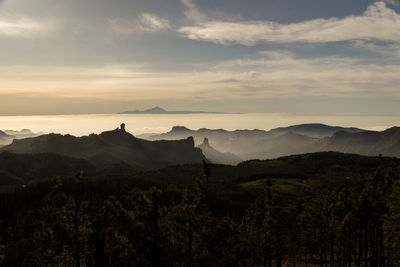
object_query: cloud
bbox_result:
[352,40,400,58]
[139,13,170,32]
[259,50,295,60]
[0,15,49,37]
[384,0,400,6]
[181,0,208,23]
[178,2,400,45]
[109,13,170,34]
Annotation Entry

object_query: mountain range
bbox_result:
[0,129,43,146]
[142,124,400,160]
[320,127,400,156]
[1,123,399,172]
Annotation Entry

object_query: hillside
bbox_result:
[0,151,398,266]
[0,124,204,171]
[0,151,96,185]
[319,127,400,156]
[0,149,389,203]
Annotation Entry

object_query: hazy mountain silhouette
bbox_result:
[0,130,14,146]
[317,127,400,156]
[0,124,204,171]
[269,123,363,138]
[198,137,242,165]
[120,106,225,114]
[0,129,43,146]
[4,129,43,138]
[243,131,317,159]
[143,123,369,160]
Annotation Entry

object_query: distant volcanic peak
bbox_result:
[120,106,168,114]
[147,106,166,112]
[120,106,225,114]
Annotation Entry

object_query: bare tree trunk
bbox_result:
[358,216,362,267]
[276,229,282,267]
[74,204,81,267]
[186,201,193,267]
[364,224,368,267]
[320,227,324,267]
[268,248,272,267]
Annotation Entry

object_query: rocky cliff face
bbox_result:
[198,137,242,165]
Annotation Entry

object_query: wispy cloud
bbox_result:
[384,0,400,6]
[178,2,400,45]
[352,40,400,58]
[139,13,170,32]
[181,0,208,23]
[109,13,170,34]
[0,15,49,37]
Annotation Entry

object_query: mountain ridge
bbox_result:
[0,124,204,171]
[142,124,400,160]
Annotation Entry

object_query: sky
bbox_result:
[0,0,400,115]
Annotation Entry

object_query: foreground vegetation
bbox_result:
[0,153,399,266]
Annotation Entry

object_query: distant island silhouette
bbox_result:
[119,106,226,114]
